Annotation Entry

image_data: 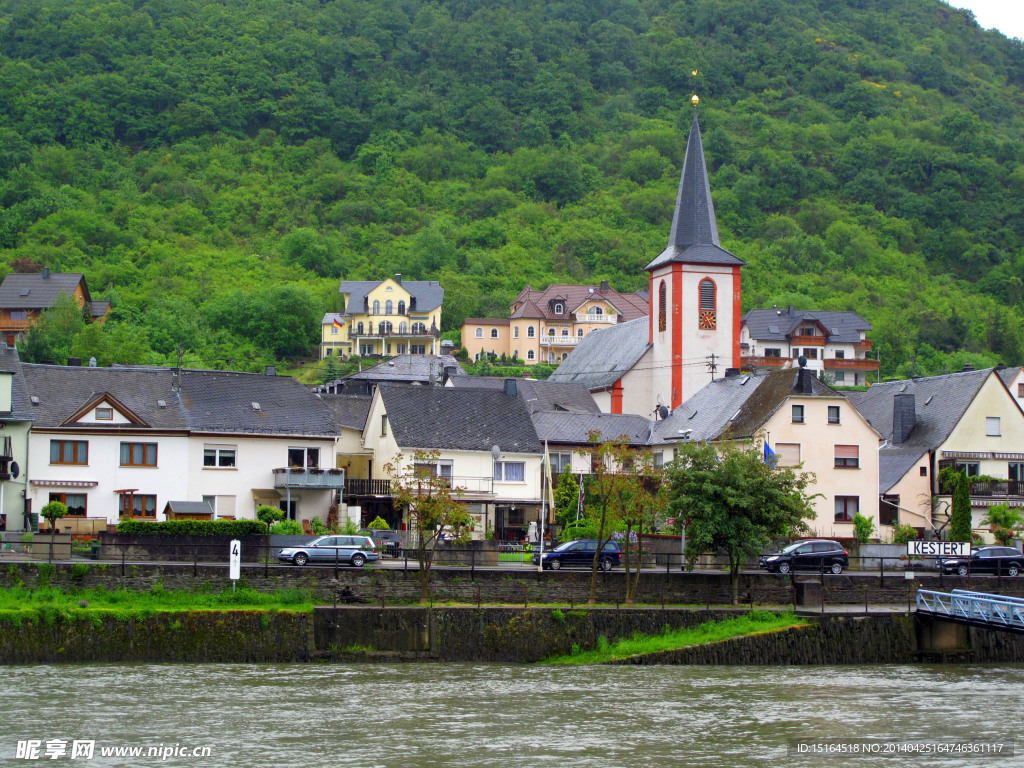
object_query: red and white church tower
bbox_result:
[646,100,743,409]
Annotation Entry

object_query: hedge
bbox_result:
[115,520,266,536]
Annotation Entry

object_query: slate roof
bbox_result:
[651,369,837,445]
[743,307,872,344]
[507,284,648,323]
[548,318,651,391]
[164,500,214,516]
[997,365,1021,389]
[449,377,600,415]
[320,394,373,431]
[21,365,338,436]
[533,412,653,446]
[0,272,90,310]
[338,280,444,313]
[645,114,744,271]
[379,385,542,454]
[0,345,33,420]
[845,368,994,491]
[89,300,110,319]
[346,355,464,384]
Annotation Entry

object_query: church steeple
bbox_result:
[644,108,743,271]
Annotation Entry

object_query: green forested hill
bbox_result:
[1,0,1023,377]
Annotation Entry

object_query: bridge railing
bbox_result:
[917,589,1024,631]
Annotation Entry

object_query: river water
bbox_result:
[3,664,1022,767]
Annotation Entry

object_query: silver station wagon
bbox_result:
[277,535,380,567]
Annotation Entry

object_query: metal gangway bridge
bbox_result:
[916,589,1024,634]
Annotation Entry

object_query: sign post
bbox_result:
[229,539,241,592]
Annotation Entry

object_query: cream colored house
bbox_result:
[651,367,882,539]
[321,275,443,360]
[361,384,544,540]
[849,367,1024,541]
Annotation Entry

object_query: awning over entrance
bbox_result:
[30,480,98,488]
[252,488,282,501]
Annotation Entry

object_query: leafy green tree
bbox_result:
[553,470,581,528]
[666,442,817,604]
[980,503,1023,546]
[947,470,973,542]
[852,513,875,545]
[40,500,68,563]
[20,293,87,364]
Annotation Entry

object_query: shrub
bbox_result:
[852,514,875,544]
[116,520,266,536]
[892,524,918,545]
[270,520,303,535]
[256,505,284,533]
[366,516,390,530]
[309,518,328,535]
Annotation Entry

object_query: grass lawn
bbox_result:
[543,611,808,665]
[0,584,315,624]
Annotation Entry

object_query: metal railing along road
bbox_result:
[916,589,1024,632]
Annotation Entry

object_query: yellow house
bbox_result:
[849,367,1024,541]
[321,275,443,360]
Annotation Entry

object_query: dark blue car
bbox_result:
[532,540,621,571]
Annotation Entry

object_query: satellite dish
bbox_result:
[491,444,501,461]
[10,461,19,479]
[798,355,808,368]
[657,405,669,420]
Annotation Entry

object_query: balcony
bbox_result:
[823,358,880,371]
[963,480,1024,498]
[273,468,347,489]
[540,336,583,347]
[741,355,789,368]
[575,313,616,324]
[854,339,873,351]
[404,475,495,498]
[789,335,825,346]
[344,478,392,496]
[354,328,440,340]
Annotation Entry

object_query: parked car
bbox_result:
[939,546,1024,576]
[359,528,402,557]
[758,540,849,575]
[531,539,621,571]
[277,535,379,567]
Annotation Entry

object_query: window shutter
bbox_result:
[775,443,801,466]
[835,445,859,459]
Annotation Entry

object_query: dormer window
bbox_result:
[96,407,113,421]
[592,306,603,316]
[554,303,564,314]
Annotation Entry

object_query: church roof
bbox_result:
[645,113,744,271]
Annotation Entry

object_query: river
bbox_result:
[3,664,1022,767]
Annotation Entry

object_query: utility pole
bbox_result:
[707,352,718,381]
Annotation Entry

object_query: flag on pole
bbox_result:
[332,317,344,329]
[763,440,778,468]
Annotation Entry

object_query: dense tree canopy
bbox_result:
[1,0,1023,375]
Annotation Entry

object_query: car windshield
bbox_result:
[779,542,806,554]
[553,541,577,552]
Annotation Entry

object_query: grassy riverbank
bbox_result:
[0,584,315,624]
[543,611,808,665]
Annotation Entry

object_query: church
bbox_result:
[549,101,744,417]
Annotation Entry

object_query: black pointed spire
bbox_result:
[645,110,743,271]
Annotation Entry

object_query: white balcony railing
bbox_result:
[575,313,616,324]
[540,336,583,346]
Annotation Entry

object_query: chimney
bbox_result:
[996,363,1006,371]
[961,363,975,372]
[443,365,458,382]
[67,357,81,367]
[42,267,50,279]
[264,366,276,376]
[796,368,813,395]
[892,393,916,444]
[724,368,740,379]
[503,379,518,398]
[394,273,402,285]
[599,280,610,292]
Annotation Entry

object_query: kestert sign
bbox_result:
[908,541,970,557]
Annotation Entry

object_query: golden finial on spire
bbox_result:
[692,94,700,107]
[691,70,700,108]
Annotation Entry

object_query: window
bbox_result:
[879,494,899,526]
[381,415,388,437]
[658,280,667,332]
[592,306,603,316]
[287,447,320,469]
[775,443,801,467]
[50,440,88,465]
[1010,463,1024,482]
[121,442,157,467]
[398,300,405,315]
[791,405,805,424]
[11,310,27,321]
[835,496,859,522]
[96,407,113,420]
[360,344,375,356]
[1019,383,1024,398]
[494,461,525,482]
[554,303,564,314]
[414,460,453,480]
[513,326,520,339]
[561,329,568,336]
[120,492,156,519]
[527,326,535,338]
[411,322,427,334]
[380,321,392,334]
[920,466,928,477]
[330,325,338,335]
[835,372,845,383]
[512,350,519,360]
[958,461,981,477]
[764,348,781,357]
[800,326,817,336]
[490,328,499,338]
[802,348,818,360]
[527,350,535,360]
[356,321,364,334]
[385,300,393,315]
[50,492,87,517]
[986,417,1001,436]
[372,300,380,314]
[548,351,555,363]
[548,328,555,336]
[828,406,840,424]
[834,350,845,359]
[834,445,859,468]
[475,328,483,338]
[549,452,572,473]
[411,344,426,354]
[653,452,664,468]
[203,447,236,468]
[698,278,716,329]
[577,329,583,337]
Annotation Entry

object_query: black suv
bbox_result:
[359,528,403,557]
[759,540,849,575]
[532,540,621,571]
[940,546,1024,577]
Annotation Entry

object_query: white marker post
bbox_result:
[229,539,241,592]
